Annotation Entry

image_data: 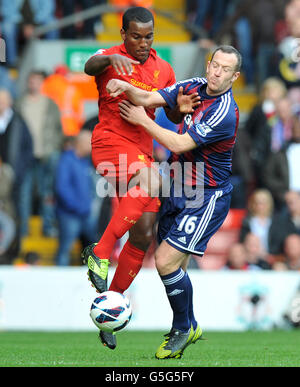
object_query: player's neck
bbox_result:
[206,84,232,97]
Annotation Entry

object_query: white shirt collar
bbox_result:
[0,108,13,134]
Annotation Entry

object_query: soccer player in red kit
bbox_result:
[82,7,199,349]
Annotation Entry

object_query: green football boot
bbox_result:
[155,327,194,359]
[81,243,109,293]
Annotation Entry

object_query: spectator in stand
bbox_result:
[223,243,251,270]
[268,191,300,256]
[15,70,63,237]
[243,232,272,270]
[0,0,58,67]
[41,65,84,137]
[281,234,300,270]
[14,251,41,267]
[60,0,107,39]
[263,115,300,208]
[284,191,300,234]
[111,0,153,8]
[244,77,287,187]
[0,158,15,219]
[203,0,285,85]
[239,189,276,254]
[110,0,153,27]
[192,0,228,41]
[277,0,300,96]
[0,66,17,99]
[270,97,294,152]
[0,158,16,264]
[230,126,254,208]
[0,88,33,212]
[55,130,99,266]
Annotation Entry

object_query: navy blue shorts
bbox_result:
[158,184,232,257]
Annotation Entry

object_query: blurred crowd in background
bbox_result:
[0,0,300,271]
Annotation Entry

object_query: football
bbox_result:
[90,291,132,332]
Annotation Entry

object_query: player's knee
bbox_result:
[155,251,172,276]
[129,228,153,252]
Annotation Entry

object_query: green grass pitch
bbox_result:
[1,330,300,367]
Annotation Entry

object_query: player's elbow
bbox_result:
[84,57,104,76]
[170,140,196,155]
[84,61,93,76]
[168,142,187,155]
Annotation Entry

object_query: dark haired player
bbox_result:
[82,6,199,350]
[107,46,241,358]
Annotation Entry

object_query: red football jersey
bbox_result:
[91,43,176,157]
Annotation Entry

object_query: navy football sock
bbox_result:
[160,268,191,332]
[186,273,197,330]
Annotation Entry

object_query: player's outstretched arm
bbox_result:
[119,100,197,154]
[85,54,140,76]
[107,79,166,108]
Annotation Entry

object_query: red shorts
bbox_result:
[92,134,160,213]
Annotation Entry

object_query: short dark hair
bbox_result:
[122,7,154,31]
[28,70,47,79]
[211,45,242,72]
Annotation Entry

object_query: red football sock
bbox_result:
[94,186,153,260]
[109,240,145,293]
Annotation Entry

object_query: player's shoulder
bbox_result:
[163,77,206,93]
[181,77,207,87]
[92,44,122,57]
[215,88,238,112]
[207,89,239,128]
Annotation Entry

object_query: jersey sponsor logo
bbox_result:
[130,78,155,91]
[195,123,213,137]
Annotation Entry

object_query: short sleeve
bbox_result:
[165,64,176,88]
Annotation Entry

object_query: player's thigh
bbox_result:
[155,240,189,276]
[92,139,156,194]
[161,189,231,257]
[128,165,161,197]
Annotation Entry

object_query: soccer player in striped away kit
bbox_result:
[82,6,200,349]
[107,45,241,358]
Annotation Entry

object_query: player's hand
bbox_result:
[177,86,201,114]
[110,54,140,76]
[118,100,147,126]
[106,79,130,97]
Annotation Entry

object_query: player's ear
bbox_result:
[206,60,211,73]
[232,71,240,83]
[120,28,126,41]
